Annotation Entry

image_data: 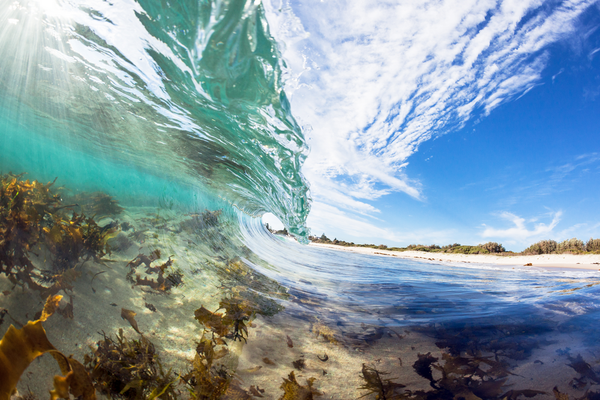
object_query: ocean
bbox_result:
[1,0,600,399]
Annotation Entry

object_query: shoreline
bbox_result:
[309,242,600,270]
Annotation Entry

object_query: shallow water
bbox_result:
[2,0,600,399]
[247,233,600,326]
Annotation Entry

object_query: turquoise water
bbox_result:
[2,1,600,399]
[0,0,309,237]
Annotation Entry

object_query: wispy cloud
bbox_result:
[265,0,596,213]
[496,153,600,206]
[307,201,456,244]
[481,210,563,240]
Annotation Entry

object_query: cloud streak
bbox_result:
[265,0,596,218]
[481,210,563,240]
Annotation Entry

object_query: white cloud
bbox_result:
[265,0,596,215]
[481,210,563,240]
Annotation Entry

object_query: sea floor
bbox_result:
[2,206,600,399]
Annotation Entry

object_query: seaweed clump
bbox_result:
[359,364,405,399]
[178,210,222,233]
[194,295,256,343]
[0,173,114,298]
[358,352,544,400]
[84,329,178,400]
[43,212,115,271]
[70,191,124,217]
[279,371,322,400]
[182,294,261,399]
[213,259,286,318]
[416,320,553,361]
[126,250,184,292]
[1,173,60,278]
[181,334,251,399]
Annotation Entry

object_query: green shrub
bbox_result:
[557,238,585,253]
[478,242,506,253]
[443,245,481,254]
[586,238,600,253]
[406,244,441,252]
[523,240,558,255]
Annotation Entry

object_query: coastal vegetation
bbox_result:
[307,233,600,255]
[523,238,600,255]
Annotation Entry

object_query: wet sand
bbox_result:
[310,243,600,270]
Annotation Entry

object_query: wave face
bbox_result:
[3,1,600,397]
[0,0,310,238]
[242,216,600,327]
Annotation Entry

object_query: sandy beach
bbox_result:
[310,242,600,270]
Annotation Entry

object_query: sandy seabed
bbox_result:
[2,214,600,399]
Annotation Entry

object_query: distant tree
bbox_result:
[523,240,558,255]
[557,238,585,253]
[586,238,600,253]
[478,242,506,253]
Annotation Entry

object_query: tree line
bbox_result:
[308,233,600,255]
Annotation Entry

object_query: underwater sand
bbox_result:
[2,206,600,399]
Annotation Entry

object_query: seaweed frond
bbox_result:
[70,191,124,217]
[181,334,251,399]
[126,251,183,293]
[85,329,178,400]
[194,295,255,343]
[279,371,321,400]
[0,295,96,400]
[0,173,114,301]
[358,364,405,400]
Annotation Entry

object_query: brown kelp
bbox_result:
[358,364,405,400]
[194,295,255,343]
[43,211,115,271]
[184,292,264,398]
[1,173,115,298]
[566,354,600,386]
[180,334,251,399]
[356,345,558,400]
[1,173,60,280]
[0,294,95,400]
[415,319,553,360]
[552,386,600,400]
[279,371,321,400]
[212,258,286,318]
[70,191,125,217]
[84,329,178,400]
[121,308,142,334]
[126,250,184,293]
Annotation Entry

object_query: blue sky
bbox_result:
[262,0,600,251]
